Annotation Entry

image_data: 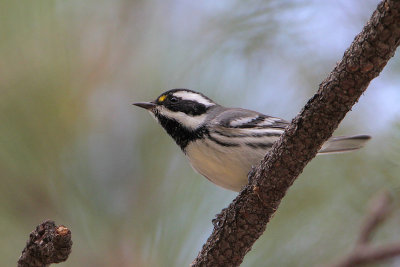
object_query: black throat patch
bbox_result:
[155,113,206,151]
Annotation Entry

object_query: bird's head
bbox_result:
[133,89,217,149]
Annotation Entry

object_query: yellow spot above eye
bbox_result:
[158,95,167,102]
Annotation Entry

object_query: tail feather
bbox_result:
[318,135,371,154]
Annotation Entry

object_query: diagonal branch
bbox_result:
[326,190,400,267]
[356,190,392,246]
[192,1,400,266]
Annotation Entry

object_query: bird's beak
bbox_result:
[132,102,156,110]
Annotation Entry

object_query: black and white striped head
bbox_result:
[133,89,216,149]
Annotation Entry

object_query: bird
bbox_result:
[133,89,370,192]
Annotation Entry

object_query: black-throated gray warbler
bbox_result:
[134,89,370,191]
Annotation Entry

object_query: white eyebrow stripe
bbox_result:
[173,91,215,107]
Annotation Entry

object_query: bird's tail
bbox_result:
[318,135,371,154]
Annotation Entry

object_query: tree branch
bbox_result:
[356,191,392,246]
[192,1,400,266]
[326,191,400,267]
[18,220,72,267]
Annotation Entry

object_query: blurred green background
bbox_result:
[1,0,400,266]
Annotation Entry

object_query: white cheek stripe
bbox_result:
[173,91,215,107]
[157,107,208,129]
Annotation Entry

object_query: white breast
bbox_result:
[185,139,267,191]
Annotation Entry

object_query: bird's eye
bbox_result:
[170,97,179,103]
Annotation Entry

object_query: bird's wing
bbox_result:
[211,108,288,131]
[206,108,289,147]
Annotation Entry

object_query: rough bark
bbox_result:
[18,220,72,267]
[192,1,400,266]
